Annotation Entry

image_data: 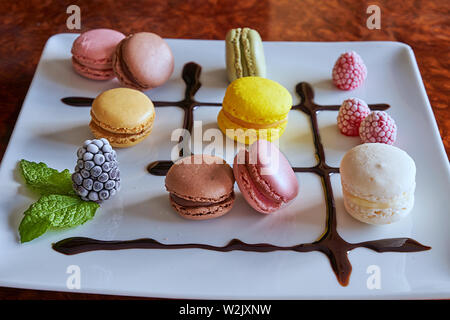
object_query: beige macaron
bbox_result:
[89,88,155,147]
[340,143,416,225]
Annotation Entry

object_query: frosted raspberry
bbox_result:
[332,51,367,90]
[337,98,370,136]
[359,111,397,145]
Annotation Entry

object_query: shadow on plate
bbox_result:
[122,193,182,224]
[146,76,185,101]
[12,161,36,199]
[319,123,360,153]
[40,58,120,93]
[281,116,316,150]
[8,163,37,241]
[310,78,335,92]
[39,124,92,147]
[123,192,263,225]
[200,67,228,90]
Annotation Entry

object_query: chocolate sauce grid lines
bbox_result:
[57,62,431,286]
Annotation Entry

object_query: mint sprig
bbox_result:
[18,160,100,243]
[19,159,75,196]
[19,195,99,243]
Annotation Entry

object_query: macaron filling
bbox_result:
[229,28,244,78]
[170,193,235,208]
[89,119,153,139]
[72,58,115,80]
[222,109,288,129]
[342,188,413,210]
[72,56,112,71]
[240,28,256,77]
[90,109,154,135]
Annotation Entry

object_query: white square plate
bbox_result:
[0,34,449,299]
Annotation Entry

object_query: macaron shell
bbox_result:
[71,28,125,79]
[91,88,155,134]
[222,77,292,124]
[233,140,299,214]
[246,139,299,203]
[340,143,416,201]
[165,154,235,201]
[71,58,115,80]
[71,28,125,63]
[115,32,174,90]
[233,149,282,214]
[170,193,235,220]
[217,109,286,145]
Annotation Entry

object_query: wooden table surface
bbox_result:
[0,0,448,299]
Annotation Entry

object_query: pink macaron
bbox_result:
[71,28,126,80]
[233,140,299,214]
[112,32,174,90]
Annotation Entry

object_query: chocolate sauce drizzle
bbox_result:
[57,62,431,286]
[61,62,220,174]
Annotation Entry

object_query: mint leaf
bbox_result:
[19,160,75,196]
[18,216,52,244]
[19,194,99,243]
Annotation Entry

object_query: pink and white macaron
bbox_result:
[233,140,299,214]
[71,28,125,80]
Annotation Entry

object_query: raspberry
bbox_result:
[72,138,120,202]
[337,98,370,136]
[332,51,367,90]
[359,111,397,145]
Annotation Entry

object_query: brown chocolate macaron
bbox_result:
[165,154,235,220]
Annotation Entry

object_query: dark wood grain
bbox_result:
[0,0,448,299]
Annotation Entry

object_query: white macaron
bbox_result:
[340,143,416,225]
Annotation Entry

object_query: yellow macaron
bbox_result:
[217,77,292,144]
[89,88,155,147]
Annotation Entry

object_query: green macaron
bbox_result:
[225,27,267,82]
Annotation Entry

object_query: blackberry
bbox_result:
[72,138,120,202]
